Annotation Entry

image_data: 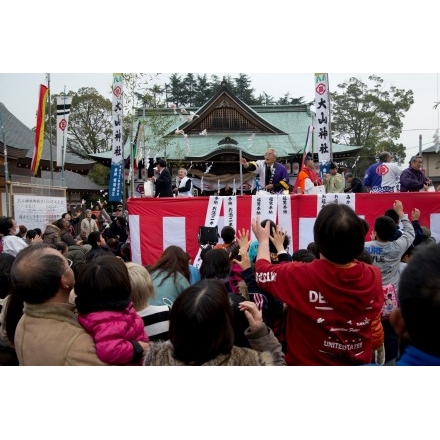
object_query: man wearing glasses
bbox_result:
[399,156,432,192]
[12,243,107,365]
[240,147,291,194]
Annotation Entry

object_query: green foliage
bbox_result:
[39,74,307,169]
[139,109,175,161]
[87,163,110,186]
[67,87,113,159]
[193,74,212,107]
[232,73,258,104]
[167,73,186,108]
[162,73,303,107]
[330,75,414,173]
[41,88,113,161]
[40,74,414,183]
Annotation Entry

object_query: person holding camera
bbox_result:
[399,156,432,192]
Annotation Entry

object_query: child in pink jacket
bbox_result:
[74,255,149,365]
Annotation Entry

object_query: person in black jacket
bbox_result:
[85,231,114,262]
[344,172,367,193]
[149,159,173,197]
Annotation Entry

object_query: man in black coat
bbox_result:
[344,172,367,193]
[150,159,173,197]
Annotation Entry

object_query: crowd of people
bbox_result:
[1,178,439,365]
[238,148,437,195]
[1,149,440,365]
[138,149,439,197]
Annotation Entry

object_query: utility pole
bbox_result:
[0,107,10,216]
[419,134,422,156]
[61,86,66,186]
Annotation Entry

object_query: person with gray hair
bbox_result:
[173,167,193,197]
[363,151,402,193]
[399,155,432,192]
[12,243,107,365]
[240,147,290,194]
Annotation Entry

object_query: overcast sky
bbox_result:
[2,3,440,166]
[1,72,439,163]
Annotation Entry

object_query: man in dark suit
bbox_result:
[150,159,173,197]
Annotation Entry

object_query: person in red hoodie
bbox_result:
[252,203,384,366]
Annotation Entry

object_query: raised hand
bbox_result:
[411,208,421,222]
[269,224,286,253]
[393,200,404,217]
[236,228,250,251]
[251,217,270,242]
[233,247,251,271]
[238,301,264,332]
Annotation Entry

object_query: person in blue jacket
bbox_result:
[391,242,440,365]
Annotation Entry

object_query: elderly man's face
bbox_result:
[411,158,423,170]
[178,169,185,179]
[264,150,276,165]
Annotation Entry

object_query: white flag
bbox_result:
[56,95,73,167]
[314,73,331,165]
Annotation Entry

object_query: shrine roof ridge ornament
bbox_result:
[218,136,238,146]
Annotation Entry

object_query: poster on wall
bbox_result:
[13,194,67,231]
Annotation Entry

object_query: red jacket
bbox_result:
[255,258,383,365]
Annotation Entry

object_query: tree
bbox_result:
[255,92,275,106]
[168,74,185,107]
[121,73,176,167]
[193,74,212,107]
[276,93,307,105]
[88,163,110,186]
[233,73,258,104]
[290,96,307,105]
[182,73,196,107]
[208,74,222,96]
[330,75,414,174]
[277,93,292,105]
[135,83,164,109]
[66,87,113,160]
